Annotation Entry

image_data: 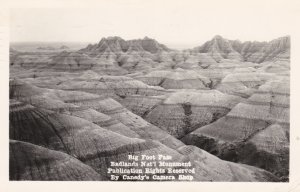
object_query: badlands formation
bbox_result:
[10,35,290,181]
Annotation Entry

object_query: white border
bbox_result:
[1,1,299,191]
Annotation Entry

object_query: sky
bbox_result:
[9,0,296,49]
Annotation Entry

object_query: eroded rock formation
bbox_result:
[9,35,290,181]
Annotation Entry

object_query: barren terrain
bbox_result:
[9,35,290,181]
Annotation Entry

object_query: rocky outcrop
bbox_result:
[216,71,275,97]
[144,90,243,138]
[182,78,290,179]
[232,36,290,63]
[194,35,243,62]
[81,36,170,54]
[192,35,290,63]
[10,140,103,180]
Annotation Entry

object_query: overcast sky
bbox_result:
[10,0,295,49]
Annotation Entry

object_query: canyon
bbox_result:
[9,35,290,181]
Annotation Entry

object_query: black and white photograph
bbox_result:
[1,0,300,190]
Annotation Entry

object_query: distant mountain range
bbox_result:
[10,35,290,74]
[80,36,171,54]
[78,35,290,63]
[192,35,290,63]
